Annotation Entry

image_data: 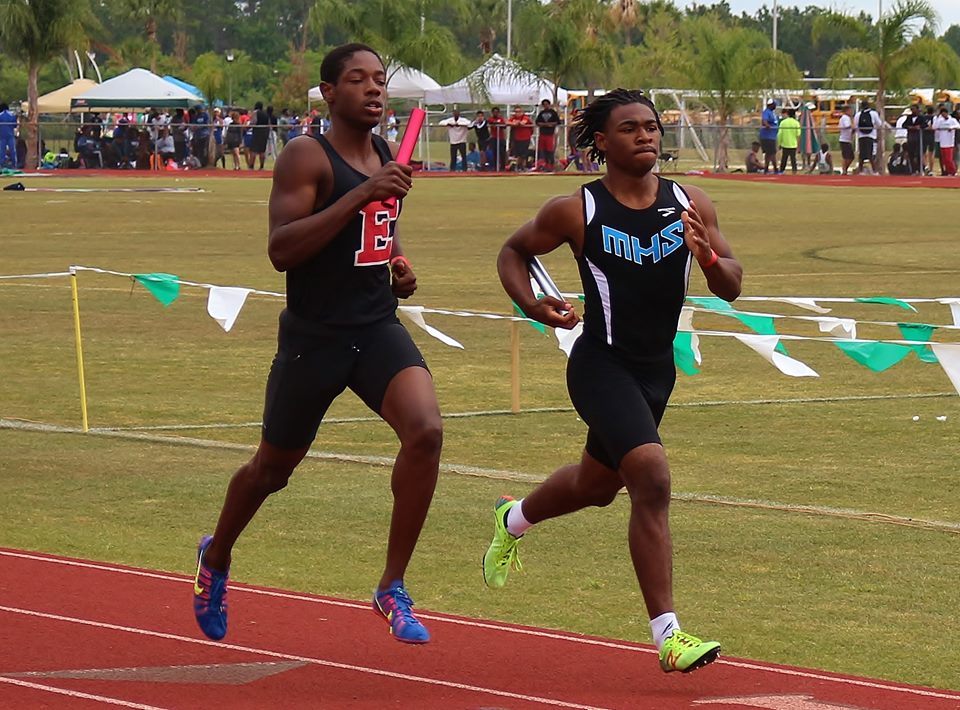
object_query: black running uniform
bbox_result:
[261,134,428,449]
[567,177,693,470]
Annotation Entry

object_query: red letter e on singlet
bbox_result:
[355,201,398,266]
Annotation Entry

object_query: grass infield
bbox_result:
[1,173,958,689]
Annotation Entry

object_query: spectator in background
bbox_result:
[224,110,242,170]
[853,100,882,174]
[535,98,561,171]
[155,128,176,166]
[922,105,936,175]
[933,105,958,176]
[777,108,801,174]
[113,112,132,168]
[193,104,211,166]
[508,105,533,170]
[170,108,188,163]
[472,110,490,167]
[89,112,103,139]
[837,104,854,175]
[465,142,481,171]
[1,102,19,169]
[439,108,472,171]
[814,141,834,174]
[249,101,269,170]
[265,105,278,161]
[903,104,923,174]
[213,107,225,168]
[745,141,762,173]
[887,143,910,174]
[385,108,399,142]
[488,107,507,171]
[760,98,779,173]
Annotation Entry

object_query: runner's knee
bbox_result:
[249,457,296,494]
[620,446,670,509]
[400,416,443,458]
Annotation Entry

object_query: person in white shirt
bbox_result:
[852,100,883,174]
[932,106,959,176]
[837,105,854,174]
[438,109,472,171]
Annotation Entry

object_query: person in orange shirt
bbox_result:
[508,106,534,170]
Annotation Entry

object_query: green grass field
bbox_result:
[1,173,958,690]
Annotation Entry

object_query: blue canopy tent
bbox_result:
[162,76,206,104]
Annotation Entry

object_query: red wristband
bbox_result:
[390,255,411,269]
[701,249,719,269]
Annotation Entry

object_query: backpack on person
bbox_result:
[858,110,874,134]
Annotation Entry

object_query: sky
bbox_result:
[688,0,960,31]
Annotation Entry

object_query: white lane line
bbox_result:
[4,419,957,533]
[0,676,168,709]
[2,550,960,701]
[0,605,610,710]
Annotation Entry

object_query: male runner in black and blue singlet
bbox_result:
[484,89,743,673]
[193,44,441,645]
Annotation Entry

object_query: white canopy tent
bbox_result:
[22,78,98,114]
[423,54,568,107]
[72,68,203,110]
[307,65,441,103]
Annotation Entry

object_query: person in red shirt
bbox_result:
[508,106,533,170]
[488,106,507,171]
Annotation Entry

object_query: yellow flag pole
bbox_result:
[69,266,89,432]
[510,321,521,413]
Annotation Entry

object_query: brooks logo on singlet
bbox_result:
[601,220,685,265]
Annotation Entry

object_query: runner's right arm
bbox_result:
[497,195,582,329]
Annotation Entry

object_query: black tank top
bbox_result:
[577,177,693,359]
[284,134,399,326]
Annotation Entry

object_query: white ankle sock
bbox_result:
[649,612,680,650]
[505,499,533,537]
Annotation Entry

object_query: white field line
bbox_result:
[1,551,959,701]
[0,676,168,709]
[3,418,958,533]
[0,605,610,710]
[89,391,957,433]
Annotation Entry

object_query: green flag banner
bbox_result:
[834,341,912,372]
[897,323,939,363]
[673,332,700,375]
[133,272,180,307]
[687,296,734,312]
[855,297,916,311]
[512,301,546,334]
[688,297,787,354]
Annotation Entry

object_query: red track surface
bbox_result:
[1,548,957,709]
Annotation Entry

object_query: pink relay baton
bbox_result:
[380,108,425,210]
[396,107,426,165]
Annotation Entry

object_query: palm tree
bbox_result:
[0,0,95,169]
[119,0,178,72]
[608,0,638,46]
[814,0,960,172]
[309,0,465,82]
[685,16,800,172]
[518,0,617,104]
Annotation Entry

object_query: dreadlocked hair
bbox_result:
[574,89,663,165]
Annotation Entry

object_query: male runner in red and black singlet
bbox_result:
[484,89,743,673]
[193,44,441,645]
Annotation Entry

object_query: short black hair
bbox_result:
[0,103,8,112]
[320,43,383,84]
[574,88,663,165]
[787,108,796,118]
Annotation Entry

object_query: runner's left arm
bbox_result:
[680,185,742,302]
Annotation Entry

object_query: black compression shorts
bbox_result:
[261,309,428,449]
[566,335,676,471]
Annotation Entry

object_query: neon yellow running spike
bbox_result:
[658,630,721,673]
[483,496,523,588]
